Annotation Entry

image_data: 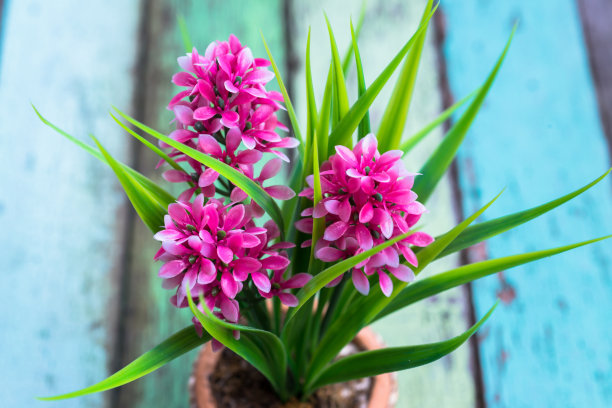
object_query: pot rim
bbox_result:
[189,326,398,408]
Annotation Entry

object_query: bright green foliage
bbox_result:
[307,303,497,391]
[93,136,168,232]
[376,235,612,321]
[187,287,288,399]
[38,326,210,401]
[350,19,370,139]
[413,24,517,204]
[36,5,611,403]
[378,0,433,151]
[113,107,286,236]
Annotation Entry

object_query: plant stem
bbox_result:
[319,276,347,338]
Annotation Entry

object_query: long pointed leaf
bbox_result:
[377,235,612,321]
[327,4,438,151]
[307,191,502,382]
[186,287,287,397]
[261,32,303,147]
[304,27,318,184]
[325,14,350,125]
[38,326,210,400]
[399,88,479,153]
[378,0,433,151]
[284,230,418,330]
[341,1,366,75]
[34,106,175,206]
[437,169,611,259]
[308,303,496,391]
[93,136,167,232]
[177,15,192,53]
[413,25,516,203]
[350,19,370,139]
[113,107,285,235]
[110,113,183,172]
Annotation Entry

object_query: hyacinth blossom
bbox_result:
[297,134,434,296]
[153,194,306,331]
[158,34,299,203]
[41,11,610,404]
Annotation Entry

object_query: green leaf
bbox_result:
[110,113,183,172]
[186,287,287,398]
[325,14,350,125]
[310,130,325,264]
[93,136,168,232]
[177,14,192,53]
[307,191,501,382]
[413,25,516,204]
[341,0,366,75]
[317,65,333,159]
[284,230,418,328]
[399,87,479,152]
[437,169,611,259]
[307,303,496,391]
[304,27,318,185]
[327,4,438,152]
[112,107,286,236]
[378,0,433,152]
[376,235,612,321]
[414,189,504,272]
[34,105,175,207]
[261,31,303,147]
[38,326,210,400]
[350,19,370,139]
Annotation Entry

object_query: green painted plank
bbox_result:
[113,1,288,407]
[289,1,476,406]
[0,1,141,407]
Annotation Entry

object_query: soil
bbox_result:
[207,343,372,408]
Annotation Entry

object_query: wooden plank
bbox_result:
[577,0,612,159]
[0,1,140,407]
[113,1,288,407]
[289,1,476,406]
[441,1,612,406]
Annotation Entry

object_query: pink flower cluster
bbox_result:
[154,194,310,339]
[153,35,310,342]
[160,34,298,202]
[297,134,434,297]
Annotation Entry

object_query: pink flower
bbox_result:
[154,195,309,338]
[159,35,299,203]
[297,134,434,296]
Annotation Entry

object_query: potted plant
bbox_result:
[36,1,610,406]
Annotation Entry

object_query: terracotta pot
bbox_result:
[189,327,397,408]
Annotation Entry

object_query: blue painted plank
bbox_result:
[0,1,140,407]
[442,1,612,407]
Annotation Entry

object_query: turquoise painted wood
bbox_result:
[0,1,140,407]
[441,1,612,407]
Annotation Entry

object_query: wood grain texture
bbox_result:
[113,1,287,407]
[577,0,612,160]
[0,1,140,407]
[289,1,476,406]
[441,0,612,406]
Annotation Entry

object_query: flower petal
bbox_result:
[352,270,370,295]
[323,221,349,241]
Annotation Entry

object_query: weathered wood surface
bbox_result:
[577,0,612,159]
[441,0,612,407]
[112,1,288,407]
[289,1,476,407]
[3,0,612,407]
[0,1,140,407]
